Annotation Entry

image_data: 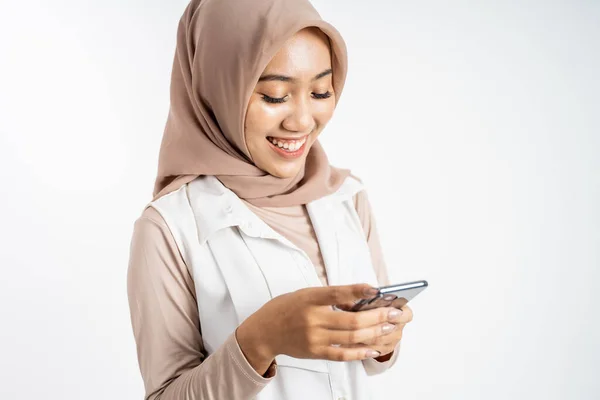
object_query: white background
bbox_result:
[0,0,598,399]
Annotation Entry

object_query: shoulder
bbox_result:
[139,205,168,227]
[131,206,170,239]
[128,204,193,285]
[129,205,178,258]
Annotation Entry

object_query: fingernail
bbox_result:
[382,323,396,334]
[363,287,380,296]
[366,350,380,358]
[388,309,402,321]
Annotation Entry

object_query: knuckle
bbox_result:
[381,309,392,323]
[360,337,373,345]
[331,287,345,304]
[356,284,369,298]
[327,348,343,362]
[348,315,361,330]
[347,331,358,343]
[373,336,385,345]
[294,290,311,305]
[302,321,318,339]
[298,310,312,327]
[302,287,323,304]
[339,351,352,362]
[305,332,317,346]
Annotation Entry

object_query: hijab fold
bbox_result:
[152,0,351,207]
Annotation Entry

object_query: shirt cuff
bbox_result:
[225,331,278,384]
[361,341,401,376]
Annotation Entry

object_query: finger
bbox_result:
[330,302,357,312]
[317,345,382,362]
[334,294,398,312]
[306,284,379,306]
[332,296,391,311]
[342,342,397,357]
[326,322,397,346]
[372,344,397,358]
[323,306,401,330]
[400,305,414,323]
[358,325,405,346]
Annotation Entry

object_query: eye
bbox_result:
[261,94,288,104]
[312,91,333,100]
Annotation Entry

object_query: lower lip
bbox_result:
[267,138,308,159]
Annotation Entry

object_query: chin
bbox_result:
[266,160,303,179]
[269,167,300,179]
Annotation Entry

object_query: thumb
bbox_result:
[308,283,380,306]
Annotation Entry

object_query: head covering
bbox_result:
[152,0,351,207]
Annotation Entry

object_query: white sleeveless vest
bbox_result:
[149,175,380,400]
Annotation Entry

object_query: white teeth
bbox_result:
[268,136,307,152]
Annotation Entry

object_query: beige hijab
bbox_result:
[152,0,351,207]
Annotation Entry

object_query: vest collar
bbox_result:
[186,175,364,245]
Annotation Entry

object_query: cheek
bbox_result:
[244,104,268,154]
[314,98,336,124]
[245,99,284,143]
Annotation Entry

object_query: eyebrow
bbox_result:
[258,68,332,83]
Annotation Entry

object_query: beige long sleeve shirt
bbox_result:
[127,189,399,400]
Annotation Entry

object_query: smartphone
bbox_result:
[349,280,428,312]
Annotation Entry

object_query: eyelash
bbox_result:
[261,91,333,104]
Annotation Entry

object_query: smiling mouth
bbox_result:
[265,135,308,152]
[265,135,309,159]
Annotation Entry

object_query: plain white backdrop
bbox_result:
[0,0,598,399]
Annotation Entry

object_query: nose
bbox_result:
[281,95,315,135]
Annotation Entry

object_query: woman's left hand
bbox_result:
[342,304,413,360]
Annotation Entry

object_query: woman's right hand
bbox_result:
[235,283,401,374]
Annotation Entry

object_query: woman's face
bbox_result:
[245,27,336,178]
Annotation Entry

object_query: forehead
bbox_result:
[263,28,332,77]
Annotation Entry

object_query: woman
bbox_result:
[127,0,414,399]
